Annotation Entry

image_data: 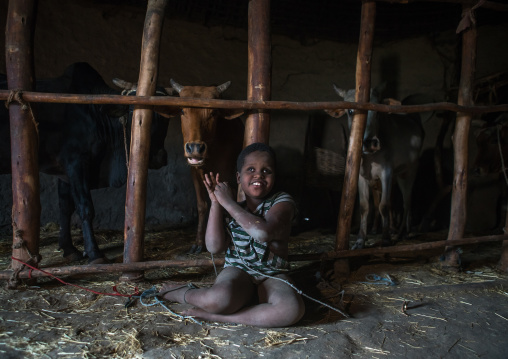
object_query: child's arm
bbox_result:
[213,184,294,244]
[203,173,230,254]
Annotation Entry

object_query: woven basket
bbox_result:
[305,147,346,190]
[314,147,346,176]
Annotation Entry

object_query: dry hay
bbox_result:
[1,226,508,358]
[256,330,312,347]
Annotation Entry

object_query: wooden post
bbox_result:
[121,0,168,282]
[244,0,272,146]
[442,3,477,269]
[5,0,40,288]
[335,0,376,251]
[334,0,376,279]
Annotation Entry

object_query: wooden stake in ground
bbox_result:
[6,0,40,288]
[122,0,168,282]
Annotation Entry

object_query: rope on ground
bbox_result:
[136,286,203,325]
[9,257,140,299]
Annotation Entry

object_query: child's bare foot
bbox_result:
[158,283,191,302]
[182,307,214,321]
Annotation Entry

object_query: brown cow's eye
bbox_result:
[348,109,354,116]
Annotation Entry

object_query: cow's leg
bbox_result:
[190,168,208,254]
[396,171,417,241]
[352,176,370,250]
[57,179,84,262]
[379,171,393,246]
[371,183,381,234]
[66,160,106,264]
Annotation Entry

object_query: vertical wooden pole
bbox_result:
[121,0,168,282]
[442,3,477,269]
[335,0,376,253]
[5,0,40,288]
[244,0,271,146]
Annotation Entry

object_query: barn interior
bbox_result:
[1,1,508,358]
[1,0,507,234]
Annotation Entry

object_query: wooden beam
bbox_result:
[373,0,508,12]
[3,233,506,280]
[5,0,39,288]
[335,0,377,251]
[121,0,168,282]
[443,2,477,268]
[244,0,272,146]
[0,90,507,114]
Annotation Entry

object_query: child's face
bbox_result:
[237,150,275,200]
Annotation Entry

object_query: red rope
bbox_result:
[11,257,139,298]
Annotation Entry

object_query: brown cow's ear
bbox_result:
[221,108,244,120]
[324,108,346,118]
[154,106,182,118]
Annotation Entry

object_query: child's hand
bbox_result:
[203,172,220,202]
[204,172,235,205]
[213,180,235,205]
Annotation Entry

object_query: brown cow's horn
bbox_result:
[113,78,135,90]
[170,79,184,93]
[217,81,231,94]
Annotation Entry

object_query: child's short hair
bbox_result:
[237,142,276,172]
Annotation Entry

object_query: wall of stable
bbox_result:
[0,0,507,235]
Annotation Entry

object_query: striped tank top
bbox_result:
[224,191,296,278]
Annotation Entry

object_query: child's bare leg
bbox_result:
[159,267,256,314]
[183,274,305,328]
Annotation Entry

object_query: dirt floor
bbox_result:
[0,226,507,359]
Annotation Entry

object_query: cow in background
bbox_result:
[325,84,426,249]
[471,113,508,230]
[1,62,170,263]
[473,113,508,176]
[114,79,244,254]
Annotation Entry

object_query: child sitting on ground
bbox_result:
[159,142,305,327]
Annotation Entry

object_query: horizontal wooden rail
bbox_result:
[1,89,507,114]
[321,233,508,259]
[0,257,225,280]
[1,233,506,280]
[373,0,508,11]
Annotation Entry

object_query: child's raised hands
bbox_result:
[203,172,234,205]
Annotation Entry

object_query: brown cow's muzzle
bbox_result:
[185,141,207,166]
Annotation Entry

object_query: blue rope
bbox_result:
[131,286,203,325]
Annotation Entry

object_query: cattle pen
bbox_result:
[1,0,508,289]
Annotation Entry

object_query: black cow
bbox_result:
[1,62,170,263]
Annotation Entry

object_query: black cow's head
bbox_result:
[111,78,171,170]
[325,84,386,155]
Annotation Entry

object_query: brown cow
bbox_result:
[169,79,244,253]
[114,78,245,253]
